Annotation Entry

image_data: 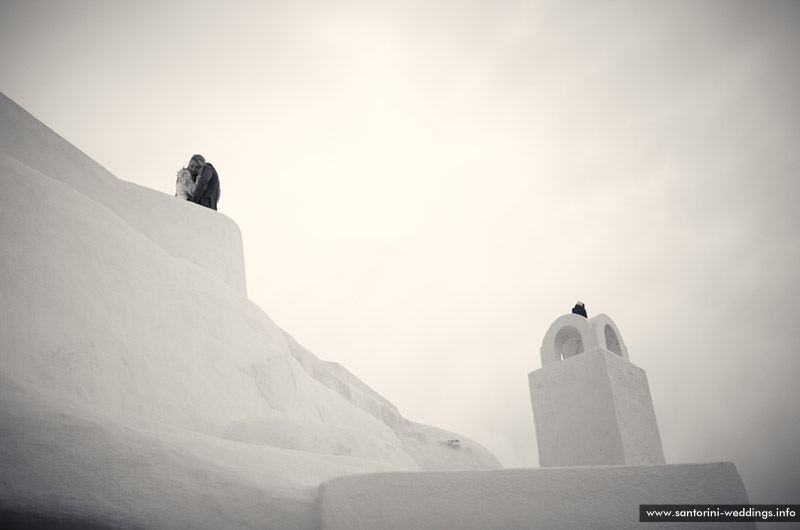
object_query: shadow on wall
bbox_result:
[0,511,117,530]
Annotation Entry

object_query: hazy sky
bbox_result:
[2,0,799,504]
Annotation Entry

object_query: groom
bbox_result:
[187,154,221,210]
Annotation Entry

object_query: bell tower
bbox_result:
[529,313,665,467]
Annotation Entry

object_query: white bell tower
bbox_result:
[529,313,665,467]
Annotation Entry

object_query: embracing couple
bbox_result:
[175,154,221,210]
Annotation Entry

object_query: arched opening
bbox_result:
[554,325,584,360]
[604,324,622,355]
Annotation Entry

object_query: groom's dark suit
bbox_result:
[191,163,220,211]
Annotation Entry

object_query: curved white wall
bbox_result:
[0,92,246,295]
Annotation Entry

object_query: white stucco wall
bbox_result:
[0,91,503,477]
[0,92,247,295]
[319,463,754,530]
[530,348,665,466]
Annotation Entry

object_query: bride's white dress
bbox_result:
[175,168,195,200]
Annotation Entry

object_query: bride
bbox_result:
[175,166,195,201]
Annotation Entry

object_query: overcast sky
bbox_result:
[2,0,799,504]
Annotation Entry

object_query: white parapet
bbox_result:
[0,93,248,296]
[319,463,755,530]
[530,313,664,466]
